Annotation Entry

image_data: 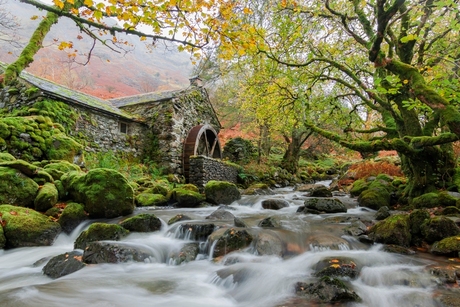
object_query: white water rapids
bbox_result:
[0,187,450,307]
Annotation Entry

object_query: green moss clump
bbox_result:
[0,152,15,162]
[369,214,411,246]
[119,213,162,232]
[173,188,206,208]
[204,180,241,205]
[0,166,39,207]
[34,182,58,212]
[412,191,457,209]
[358,188,391,210]
[74,222,129,250]
[45,134,83,162]
[0,225,5,249]
[180,184,200,193]
[58,202,87,234]
[43,161,82,180]
[167,214,192,225]
[349,179,368,197]
[421,216,460,244]
[431,236,460,256]
[135,193,168,207]
[0,204,61,248]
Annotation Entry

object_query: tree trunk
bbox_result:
[281,129,311,174]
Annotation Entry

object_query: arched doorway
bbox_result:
[182,124,222,181]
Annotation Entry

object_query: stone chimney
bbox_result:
[189,75,203,87]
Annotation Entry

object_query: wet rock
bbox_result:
[0,205,61,248]
[243,183,274,195]
[382,244,416,255]
[119,213,162,232]
[368,214,411,247]
[261,199,289,210]
[258,216,282,228]
[421,216,460,244]
[43,251,86,278]
[58,202,87,234]
[61,168,135,218]
[429,266,458,284]
[306,234,351,251]
[313,257,359,279]
[234,217,247,228]
[295,184,327,193]
[206,207,235,220]
[295,276,360,303]
[167,214,192,225]
[375,206,391,220]
[204,180,241,205]
[169,242,199,265]
[83,241,153,264]
[177,223,215,241]
[343,220,368,237]
[210,227,253,258]
[254,231,284,257]
[436,289,460,307]
[74,222,129,250]
[310,186,332,197]
[300,198,347,214]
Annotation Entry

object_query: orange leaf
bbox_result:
[10,211,17,215]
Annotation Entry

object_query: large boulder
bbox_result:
[368,214,411,246]
[34,182,59,212]
[206,207,235,220]
[421,216,460,244]
[295,277,360,303]
[176,223,215,241]
[58,202,88,234]
[167,214,192,225]
[261,199,290,210]
[412,191,457,209]
[254,231,284,257]
[431,236,460,256]
[119,213,162,232]
[43,251,86,278]
[0,166,39,207]
[209,227,253,258]
[43,161,82,180]
[300,198,347,214]
[306,234,351,251]
[172,188,205,208]
[82,241,153,264]
[169,243,199,265]
[62,168,135,218]
[310,186,333,197]
[74,222,129,249]
[0,205,61,248]
[135,192,169,207]
[204,180,241,205]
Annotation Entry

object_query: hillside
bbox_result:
[0,0,193,99]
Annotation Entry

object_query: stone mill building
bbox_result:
[0,65,237,184]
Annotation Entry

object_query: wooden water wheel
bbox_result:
[182,124,222,181]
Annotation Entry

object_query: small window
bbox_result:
[120,122,129,134]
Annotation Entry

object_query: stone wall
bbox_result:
[189,156,239,189]
[121,87,221,174]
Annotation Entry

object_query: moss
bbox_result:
[421,216,460,244]
[431,236,460,256]
[172,188,206,208]
[119,213,162,232]
[0,152,15,162]
[0,204,61,248]
[43,161,82,180]
[369,214,411,246]
[34,182,58,212]
[167,214,192,225]
[45,133,83,162]
[0,166,39,207]
[349,179,368,197]
[358,187,391,210]
[143,183,170,196]
[180,183,199,193]
[204,180,241,205]
[58,202,87,234]
[74,222,129,250]
[135,193,168,207]
[412,191,457,209]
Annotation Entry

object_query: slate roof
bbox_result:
[109,89,183,107]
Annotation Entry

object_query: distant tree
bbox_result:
[1,0,243,86]
[0,0,20,47]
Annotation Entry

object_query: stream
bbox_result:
[0,185,456,307]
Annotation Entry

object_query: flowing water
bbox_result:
[0,186,455,307]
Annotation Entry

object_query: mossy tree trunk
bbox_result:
[281,128,312,174]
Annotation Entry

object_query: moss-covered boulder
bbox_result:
[412,192,457,209]
[0,159,54,185]
[421,216,460,244]
[358,188,391,210]
[74,222,129,250]
[408,209,431,245]
[431,236,460,256]
[119,213,162,232]
[172,188,205,208]
[261,199,290,210]
[0,166,39,207]
[204,180,241,205]
[295,276,361,303]
[62,168,135,218]
[0,205,61,248]
[135,192,169,207]
[45,133,83,162]
[310,186,333,197]
[302,198,347,214]
[209,227,253,258]
[58,202,87,234]
[0,152,15,162]
[82,241,153,264]
[369,214,411,247]
[34,182,58,212]
[43,161,82,180]
[243,183,273,195]
[349,179,368,197]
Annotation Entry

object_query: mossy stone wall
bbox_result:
[189,156,238,189]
